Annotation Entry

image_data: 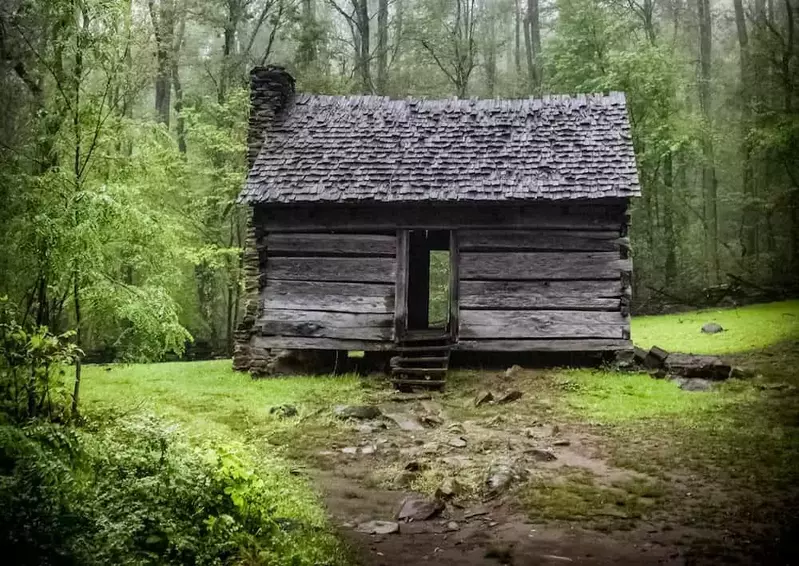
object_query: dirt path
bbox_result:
[302,391,694,565]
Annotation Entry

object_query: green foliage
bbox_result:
[0,413,347,565]
[0,297,79,421]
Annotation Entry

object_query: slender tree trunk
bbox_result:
[172,11,186,153]
[733,0,758,259]
[485,17,497,97]
[148,0,175,125]
[514,0,522,79]
[663,152,678,284]
[697,0,719,283]
[377,0,388,93]
[524,0,541,93]
[356,0,371,93]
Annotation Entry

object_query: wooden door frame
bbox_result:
[394,228,460,342]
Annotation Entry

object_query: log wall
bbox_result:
[454,212,632,352]
[252,232,397,351]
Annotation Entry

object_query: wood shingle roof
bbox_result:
[240,92,640,204]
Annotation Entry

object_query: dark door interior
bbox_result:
[406,230,451,331]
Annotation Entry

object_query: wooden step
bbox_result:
[391,356,449,365]
[395,344,452,353]
[390,378,446,386]
[392,367,448,375]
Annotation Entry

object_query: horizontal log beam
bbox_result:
[255,202,626,232]
[460,252,631,281]
[252,336,394,352]
[459,230,623,252]
[459,309,627,339]
[266,257,396,283]
[257,309,393,340]
[454,339,633,352]
[262,280,394,313]
[265,233,396,256]
[460,280,622,310]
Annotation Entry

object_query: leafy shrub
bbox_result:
[0,297,79,421]
[0,414,340,565]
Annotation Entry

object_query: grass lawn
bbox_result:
[632,299,799,353]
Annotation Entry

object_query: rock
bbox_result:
[553,440,571,447]
[269,404,298,418]
[448,436,468,448]
[650,369,668,379]
[341,446,358,455]
[446,521,460,531]
[475,390,494,407]
[360,445,376,455]
[421,414,444,427]
[356,421,386,434]
[383,412,425,431]
[355,520,400,535]
[464,506,490,519]
[633,346,649,365]
[701,322,724,334]
[665,353,732,380]
[730,367,754,379]
[505,364,523,379]
[394,470,418,488]
[486,460,527,495]
[528,448,557,462]
[496,390,523,404]
[397,496,444,521]
[674,377,713,392]
[404,461,424,472]
[435,478,464,499]
[334,405,382,420]
[644,346,669,369]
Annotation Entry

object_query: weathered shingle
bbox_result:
[240,92,640,204]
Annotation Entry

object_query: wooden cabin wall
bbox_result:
[455,206,632,352]
[251,231,397,351]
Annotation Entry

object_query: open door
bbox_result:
[394,229,458,341]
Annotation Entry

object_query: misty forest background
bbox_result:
[1,0,798,362]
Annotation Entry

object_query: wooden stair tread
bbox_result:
[392,367,448,374]
[391,356,450,364]
[395,344,452,352]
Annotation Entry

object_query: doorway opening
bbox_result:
[406,230,451,332]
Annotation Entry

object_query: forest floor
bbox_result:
[83,300,799,565]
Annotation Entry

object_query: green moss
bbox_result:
[632,300,799,354]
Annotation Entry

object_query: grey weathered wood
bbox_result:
[459,309,626,339]
[258,309,393,340]
[266,257,396,283]
[460,252,631,280]
[454,339,633,352]
[252,335,394,351]
[449,230,460,340]
[394,230,410,340]
[262,280,394,313]
[255,202,626,232]
[459,230,622,251]
[265,233,396,256]
[460,280,621,310]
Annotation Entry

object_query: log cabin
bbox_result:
[233,66,640,384]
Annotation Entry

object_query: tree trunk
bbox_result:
[514,0,522,78]
[377,0,388,93]
[734,0,758,259]
[485,17,497,97]
[356,0,371,93]
[662,151,678,284]
[172,11,186,153]
[697,0,719,284]
[524,0,541,93]
[148,0,175,125]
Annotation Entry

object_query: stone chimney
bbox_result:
[248,65,295,168]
